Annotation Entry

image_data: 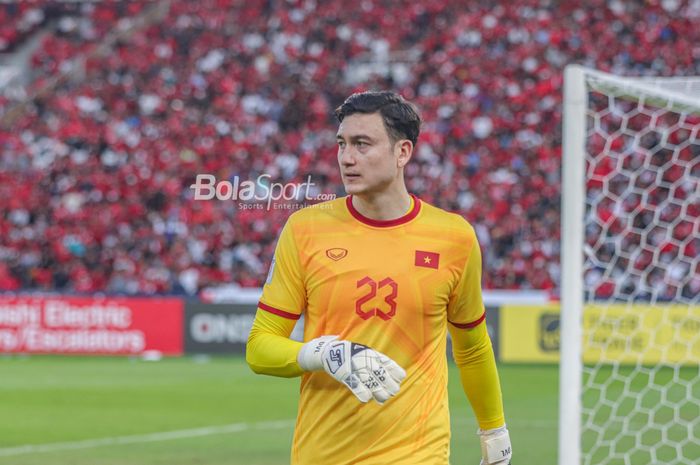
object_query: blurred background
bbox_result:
[2,0,697,297]
[0,1,698,464]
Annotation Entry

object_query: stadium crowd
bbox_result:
[0,3,46,54]
[0,0,698,300]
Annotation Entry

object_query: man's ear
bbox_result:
[396,139,413,168]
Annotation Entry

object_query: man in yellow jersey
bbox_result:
[246,91,512,465]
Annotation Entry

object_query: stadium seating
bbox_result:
[1,0,698,298]
[0,3,47,53]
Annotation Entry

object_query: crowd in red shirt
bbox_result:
[1,0,698,300]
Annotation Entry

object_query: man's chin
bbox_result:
[343,183,366,195]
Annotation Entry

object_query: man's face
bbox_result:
[336,112,405,196]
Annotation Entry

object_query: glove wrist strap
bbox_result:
[480,426,512,464]
[297,336,337,371]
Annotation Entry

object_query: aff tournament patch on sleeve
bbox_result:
[265,256,276,285]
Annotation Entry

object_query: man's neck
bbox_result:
[351,188,412,221]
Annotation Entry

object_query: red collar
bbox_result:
[346,194,421,227]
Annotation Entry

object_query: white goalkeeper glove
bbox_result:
[297,335,406,404]
[478,425,512,465]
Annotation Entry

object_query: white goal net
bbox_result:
[559,66,700,465]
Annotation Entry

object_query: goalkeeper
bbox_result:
[246,91,512,465]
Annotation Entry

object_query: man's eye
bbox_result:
[337,141,345,148]
[356,142,367,148]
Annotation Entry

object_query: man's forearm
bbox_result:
[246,310,305,378]
[449,321,505,430]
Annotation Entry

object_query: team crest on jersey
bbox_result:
[326,248,348,261]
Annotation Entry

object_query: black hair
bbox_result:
[334,91,421,146]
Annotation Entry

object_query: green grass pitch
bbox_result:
[12,356,672,465]
[0,355,558,464]
[7,356,696,464]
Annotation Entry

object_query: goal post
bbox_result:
[560,64,587,465]
[559,65,700,465]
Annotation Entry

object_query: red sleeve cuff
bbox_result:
[258,301,301,320]
[448,311,486,329]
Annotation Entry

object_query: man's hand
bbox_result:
[297,335,406,404]
[478,425,512,465]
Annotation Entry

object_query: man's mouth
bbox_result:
[344,173,361,179]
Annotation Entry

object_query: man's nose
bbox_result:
[340,148,356,166]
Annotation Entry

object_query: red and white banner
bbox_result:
[0,296,183,355]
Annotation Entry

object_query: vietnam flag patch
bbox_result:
[415,250,439,269]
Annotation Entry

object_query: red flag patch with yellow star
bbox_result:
[415,250,439,269]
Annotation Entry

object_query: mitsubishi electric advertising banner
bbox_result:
[0,296,184,355]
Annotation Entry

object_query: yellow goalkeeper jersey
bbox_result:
[258,195,485,465]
